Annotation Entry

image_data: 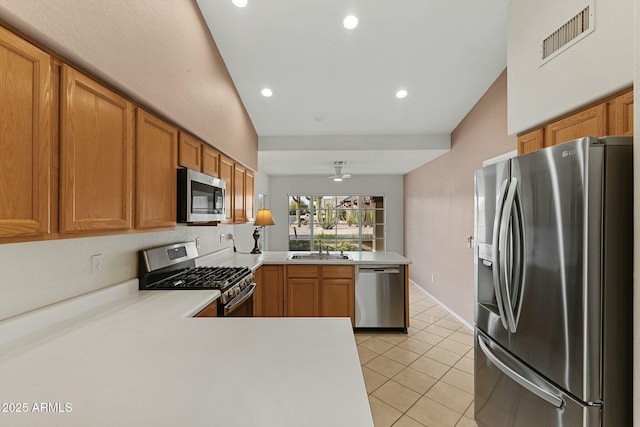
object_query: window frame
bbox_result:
[287,194,386,252]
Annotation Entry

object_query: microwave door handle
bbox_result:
[477,335,564,408]
[224,283,256,316]
[499,177,519,333]
[492,178,510,330]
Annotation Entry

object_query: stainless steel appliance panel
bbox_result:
[355,266,405,329]
[508,138,600,402]
[474,160,511,349]
[475,331,601,427]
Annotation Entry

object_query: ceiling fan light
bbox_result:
[232,0,248,7]
[333,177,343,182]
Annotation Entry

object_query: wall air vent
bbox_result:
[541,2,594,65]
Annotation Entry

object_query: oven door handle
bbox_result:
[224,283,256,316]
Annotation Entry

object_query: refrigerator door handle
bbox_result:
[499,177,519,333]
[477,335,564,408]
[492,178,510,330]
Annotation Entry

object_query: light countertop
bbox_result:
[0,277,373,426]
[198,250,411,270]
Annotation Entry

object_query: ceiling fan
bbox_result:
[328,161,352,182]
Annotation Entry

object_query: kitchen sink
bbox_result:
[288,253,352,261]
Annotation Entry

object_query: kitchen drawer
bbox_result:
[321,265,354,279]
[287,265,319,278]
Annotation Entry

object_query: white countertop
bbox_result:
[0,277,373,426]
[198,249,411,270]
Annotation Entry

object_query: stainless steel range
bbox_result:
[138,242,255,316]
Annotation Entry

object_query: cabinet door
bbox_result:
[178,132,201,171]
[234,163,246,223]
[286,278,319,317]
[194,301,217,317]
[60,65,133,233]
[0,26,52,238]
[245,169,255,222]
[256,265,284,317]
[612,90,633,136]
[517,129,544,155]
[135,109,178,229]
[320,278,354,326]
[544,104,606,147]
[219,155,234,223]
[201,145,219,177]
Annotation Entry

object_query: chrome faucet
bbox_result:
[317,242,323,254]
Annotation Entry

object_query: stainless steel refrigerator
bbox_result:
[473,136,633,427]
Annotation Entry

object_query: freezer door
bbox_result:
[509,138,602,403]
[474,160,510,349]
[475,331,601,427]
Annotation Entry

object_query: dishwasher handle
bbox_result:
[359,267,400,274]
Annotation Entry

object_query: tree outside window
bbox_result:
[288,195,385,252]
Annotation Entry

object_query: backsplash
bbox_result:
[0,224,240,322]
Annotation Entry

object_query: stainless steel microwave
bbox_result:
[177,168,226,223]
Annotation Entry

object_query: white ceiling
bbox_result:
[196,0,508,176]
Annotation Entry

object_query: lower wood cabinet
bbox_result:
[254,265,284,317]
[284,264,355,326]
[194,300,217,317]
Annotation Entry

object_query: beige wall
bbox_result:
[404,70,516,323]
[0,0,258,169]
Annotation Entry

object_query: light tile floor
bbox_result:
[356,283,478,427]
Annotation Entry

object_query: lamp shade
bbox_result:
[254,209,275,226]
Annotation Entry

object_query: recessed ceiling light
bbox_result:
[343,15,358,30]
[232,0,248,7]
[395,89,408,99]
[261,88,273,97]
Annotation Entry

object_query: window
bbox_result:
[288,195,385,252]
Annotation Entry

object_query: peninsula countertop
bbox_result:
[0,278,373,427]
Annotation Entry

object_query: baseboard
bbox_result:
[409,279,474,331]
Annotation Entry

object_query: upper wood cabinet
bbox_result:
[544,103,607,148]
[178,132,221,178]
[245,169,255,222]
[0,26,53,239]
[234,163,246,224]
[517,129,544,156]
[519,88,633,155]
[219,155,234,223]
[218,155,254,224]
[201,145,220,177]
[135,109,178,230]
[178,132,202,171]
[59,65,134,233]
[611,90,633,136]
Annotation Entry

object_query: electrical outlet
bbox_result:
[91,254,103,274]
[220,233,226,243]
[195,237,201,249]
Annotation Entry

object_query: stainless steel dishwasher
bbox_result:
[355,265,406,331]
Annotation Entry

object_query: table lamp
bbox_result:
[251,209,275,254]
